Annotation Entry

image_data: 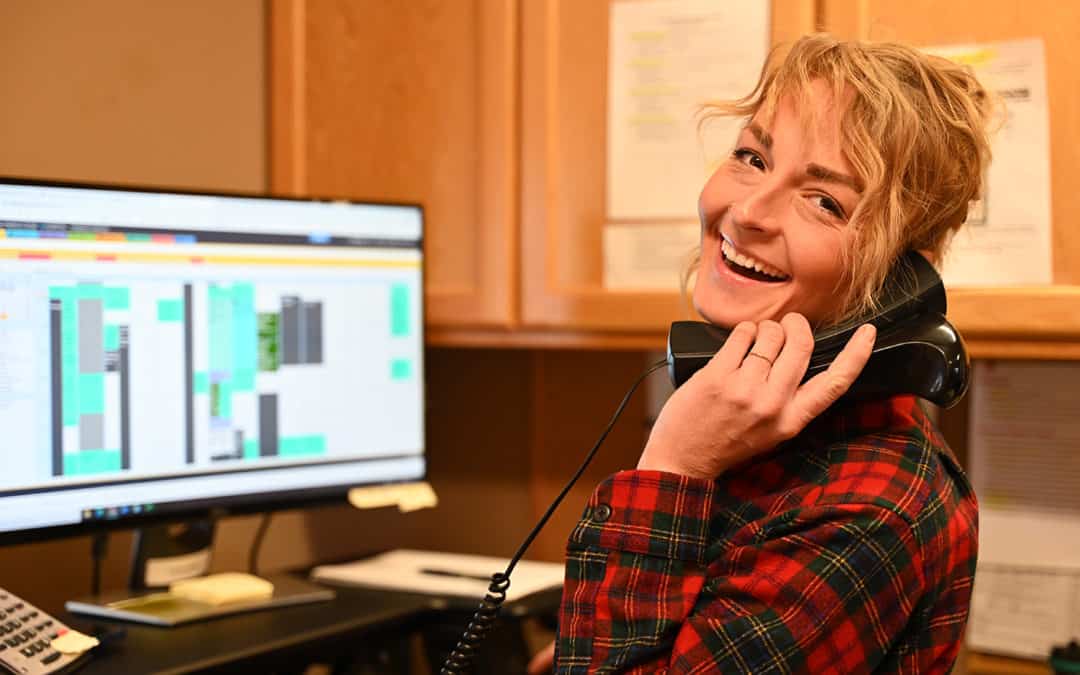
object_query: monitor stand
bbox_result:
[65,516,334,626]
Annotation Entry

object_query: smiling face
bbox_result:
[693,81,862,329]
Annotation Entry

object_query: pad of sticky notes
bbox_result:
[347,480,438,512]
[169,573,274,606]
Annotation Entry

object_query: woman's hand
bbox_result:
[638,313,876,479]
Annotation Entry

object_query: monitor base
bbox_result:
[66,573,335,626]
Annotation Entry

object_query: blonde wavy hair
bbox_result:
[688,33,995,327]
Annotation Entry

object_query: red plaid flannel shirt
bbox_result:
[556,395,977,673]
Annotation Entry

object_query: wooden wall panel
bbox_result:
[527,350,654,562]
[270,0,519,328]
[0,0,265,192]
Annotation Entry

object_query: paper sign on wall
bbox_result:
[606,0,770,221]
[967,361,1080,658]
[925,39,1053,286]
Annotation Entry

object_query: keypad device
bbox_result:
[0,589,89,674]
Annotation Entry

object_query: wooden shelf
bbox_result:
[429,285,1080,359]
[950,286,1080,341]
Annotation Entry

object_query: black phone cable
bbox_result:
[440,357,668,674]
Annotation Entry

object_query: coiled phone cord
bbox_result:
[440,358,669,674]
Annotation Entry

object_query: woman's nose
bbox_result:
[733,180,784,236]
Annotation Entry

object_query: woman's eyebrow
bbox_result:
[746,123,772,149]
[806,163,863,193]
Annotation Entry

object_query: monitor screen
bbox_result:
[0,179,425,540]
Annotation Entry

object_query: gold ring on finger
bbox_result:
[744,352,774,367]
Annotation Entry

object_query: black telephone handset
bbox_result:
[667,250,970,408]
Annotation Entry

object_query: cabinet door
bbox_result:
[270,0,518,328]
[520,1,816,331]
[822,0,1080,350]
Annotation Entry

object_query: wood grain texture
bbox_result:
[527,350,654,562]
[269,0,306,197]
[269,0,518,328]
[0,0,265,192]
[520,0,818,330]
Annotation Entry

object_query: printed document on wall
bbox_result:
[925,39,1052,286]
[606,0,769,220]
[966,361,1080,658]
[603,222,698,290]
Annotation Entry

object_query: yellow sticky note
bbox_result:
[347,481,438,513]
[51,629,100,655]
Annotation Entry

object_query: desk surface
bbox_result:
[66,584,433,675]
[62,579,562,675]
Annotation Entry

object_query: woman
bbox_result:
[533,34,990,674]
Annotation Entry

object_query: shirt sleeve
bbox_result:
[556,469,926,674]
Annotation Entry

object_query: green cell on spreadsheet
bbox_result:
[390,359,412,381]
[104,325,120,351]
[78,373,105,415]
[231,283,257,392]
[279,435,327,458]
[390,284,411,337]
[104,287,130,311]
[157,298,184,322]
[209,381,234,420]
[64,450,122,476]
[76,283,104,300]
[257,313,280,372]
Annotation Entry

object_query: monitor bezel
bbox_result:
[0,174,428,546]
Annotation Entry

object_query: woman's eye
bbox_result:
[732,148,766,171]
[811,194,845,219]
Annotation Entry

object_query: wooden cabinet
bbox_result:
[520,0,815,333]
[269,0,814,345]
[270,0,518,329]
[271,0,1080,357]
[820,0,1080,358]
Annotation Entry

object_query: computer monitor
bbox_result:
[0,178,425,544]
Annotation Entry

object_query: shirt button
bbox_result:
[592,503,612,522]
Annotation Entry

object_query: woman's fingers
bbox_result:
[767,313,815,391]
[703,321,758,375]
[738,320,785,378]
[787,323,877,428]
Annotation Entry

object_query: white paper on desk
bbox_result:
[310,549,565,602]
[606,0,769,220]
[966,361,1080,658]
[924,39,1052,286]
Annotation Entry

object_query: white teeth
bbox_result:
[721,239,787,280]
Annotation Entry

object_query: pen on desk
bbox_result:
[419,568,494,583]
